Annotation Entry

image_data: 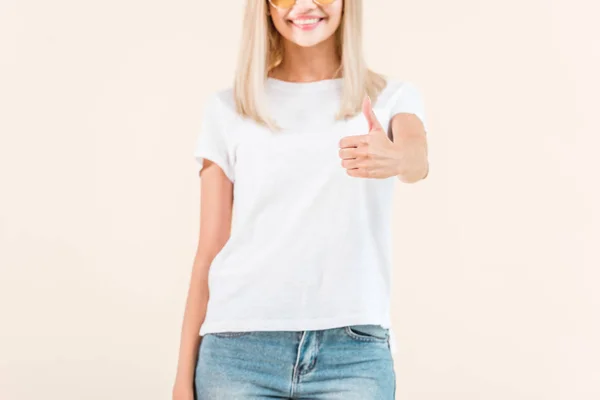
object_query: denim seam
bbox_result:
[211,331,252,338]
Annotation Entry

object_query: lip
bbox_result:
[288,16,325,30]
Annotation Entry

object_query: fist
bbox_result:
[338,95,400,179]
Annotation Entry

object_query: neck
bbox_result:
[270,36,341,82]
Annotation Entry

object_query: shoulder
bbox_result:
[204,86,236,116]
[375,76,424,109]
[198,87,239,137]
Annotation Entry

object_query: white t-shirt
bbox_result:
[193,76,427,356]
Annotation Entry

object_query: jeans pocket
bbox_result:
[344,324,389,342]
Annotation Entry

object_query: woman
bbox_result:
[173,0,429,398]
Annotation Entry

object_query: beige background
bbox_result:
[1,0,598,399]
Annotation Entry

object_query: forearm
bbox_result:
[174,260,210,384]
[394,134,429,183]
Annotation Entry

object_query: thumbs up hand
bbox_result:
[338,95,401,179]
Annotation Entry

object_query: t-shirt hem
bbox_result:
[194,151,234,182]
[200,313,397,355]
[201,313,388,333]
[199,313,397,355]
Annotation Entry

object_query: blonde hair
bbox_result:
[233,0,386,131]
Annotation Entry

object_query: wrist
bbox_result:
[397,161,428,183]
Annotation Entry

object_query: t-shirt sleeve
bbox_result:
[389,81,428,134]
[193,93,235,182]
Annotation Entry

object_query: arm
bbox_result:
[172,159,234,397]
[390,112,429,183]
[339,96,429,181]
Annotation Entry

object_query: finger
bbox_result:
[346,167,371,179]
[338,147,361,160]
[341,157,362,170]
[339,134,369,149]
[362,94,383,132]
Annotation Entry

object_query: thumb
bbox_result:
[362,94,383,133]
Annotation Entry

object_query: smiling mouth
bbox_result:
[289,17,326,30]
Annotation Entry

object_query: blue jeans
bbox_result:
[194,324,396,399]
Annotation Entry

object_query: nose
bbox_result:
[292,0,318,12]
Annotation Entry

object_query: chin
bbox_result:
[293,37,329,47]
[286,29,337,48]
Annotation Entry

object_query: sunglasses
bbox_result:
[268,0,337,10]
